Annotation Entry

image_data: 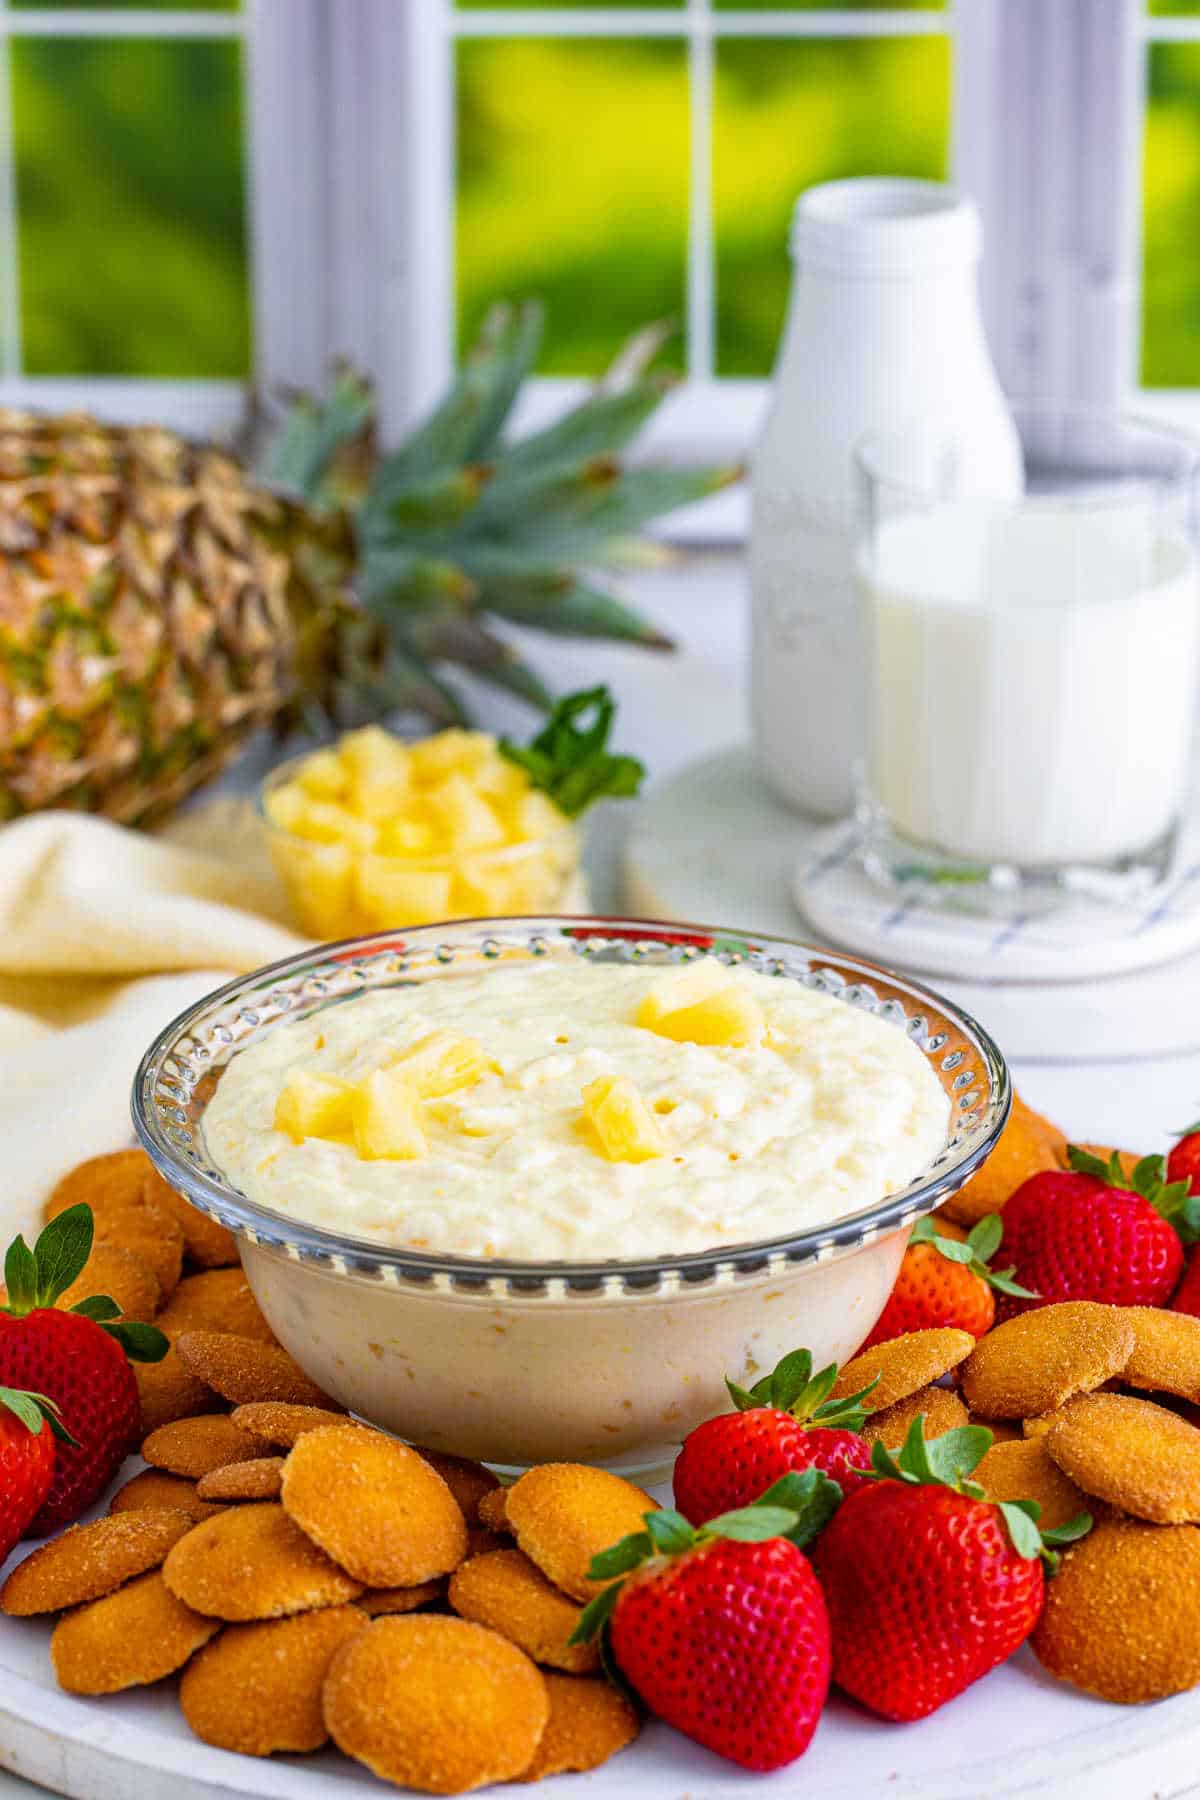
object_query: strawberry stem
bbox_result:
[726,1346,878,1432]
[912,1215,1038,1300]
[0,1384,78,1446]
[1,1204,168,1362]
[866,1417,1093,1566]
[1067,1146,1200,1245]
[570,1468,843,1646]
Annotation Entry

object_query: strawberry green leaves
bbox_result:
[3,1205,93,1313]
[868,1420,994,1495]
[499,685,644,819]
[0,1385,76,1445]
[995,1498,1092,1567]
[1,1205,168,1364]
[868,1417,1093,1566]
[1068,1145,1200,1243]
[571,1468,843,1647]
[913,1216,1038,1301]
[726,1346,878,1433]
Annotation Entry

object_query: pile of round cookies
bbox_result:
[1,1150,649,1790]
[6,1094,1200,1791]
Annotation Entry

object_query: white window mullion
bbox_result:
[390,0,455,439]
[0,22,22,382]
[962,0,1136,409]
[686,0,714,383]
[245,0,329,399]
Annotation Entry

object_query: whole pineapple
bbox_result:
[0,302,736,824]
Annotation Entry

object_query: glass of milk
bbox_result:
[855,406,1200,908]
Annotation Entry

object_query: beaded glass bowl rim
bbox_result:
[132,916,1011,1298]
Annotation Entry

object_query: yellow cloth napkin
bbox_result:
[0,804,309,1247]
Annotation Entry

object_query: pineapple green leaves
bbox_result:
[257,300,741,724]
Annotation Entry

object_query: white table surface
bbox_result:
[3,548,1197,1800]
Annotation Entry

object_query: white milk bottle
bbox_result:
[750,178,1022,818]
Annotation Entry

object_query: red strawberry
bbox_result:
[574,1471,837,1771]
[993,1147,1186,1321]
[673,1348,874,1527]
[812,1420,1090,1721]
[1168,1119,1200,1196]
[864,1215,1036,1348]
[1173,1249,1200,1318]
[0,1387,65,1560]
[0,1205,167,1532]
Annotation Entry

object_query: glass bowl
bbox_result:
[259,755,582,938]
[132,917,1010,1474]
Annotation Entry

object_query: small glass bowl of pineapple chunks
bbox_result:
[260,726,583,939]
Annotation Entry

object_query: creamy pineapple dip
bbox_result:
[202,959,949,1261]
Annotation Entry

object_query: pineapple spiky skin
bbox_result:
[0,304,737,826]
[0,412,318,822]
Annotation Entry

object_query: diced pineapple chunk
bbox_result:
[294,748,346,801]
[278,798,378,852]
[355,857,453,927]
[425,774,506,850]
[264,784,308,834]
[388,1030,496,1097]
[271,838,355,940]
[378,817,436,857]
[636,959,736,1031]
[338,726,413,821]
[647,985,764,1050]
[351,1068,428,1160]
[409,729,494,786]
[471,754,531,807]
[581,1074,665,1163]
[274,1071,356,1143]
[512,789,569,844]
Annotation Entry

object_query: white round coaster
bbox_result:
[622,744,1200,1062]
[794,820,1200,985]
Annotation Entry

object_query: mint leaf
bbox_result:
[499,685,645,819]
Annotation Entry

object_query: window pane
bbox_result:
[11,36,251,378]
[713,35,950,376]
[716,1,944,11]
[457,39,688,375]
[1143,44,1200,386]
[457,3,681,9]
[15,2,241,9]
[14,3,241,10]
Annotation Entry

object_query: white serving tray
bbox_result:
[3,1471,1200,1800]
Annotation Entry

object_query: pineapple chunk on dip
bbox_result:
[202,959,949,1263]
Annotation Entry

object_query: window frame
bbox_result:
[370,0,968,456]
[0,0,328,433]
